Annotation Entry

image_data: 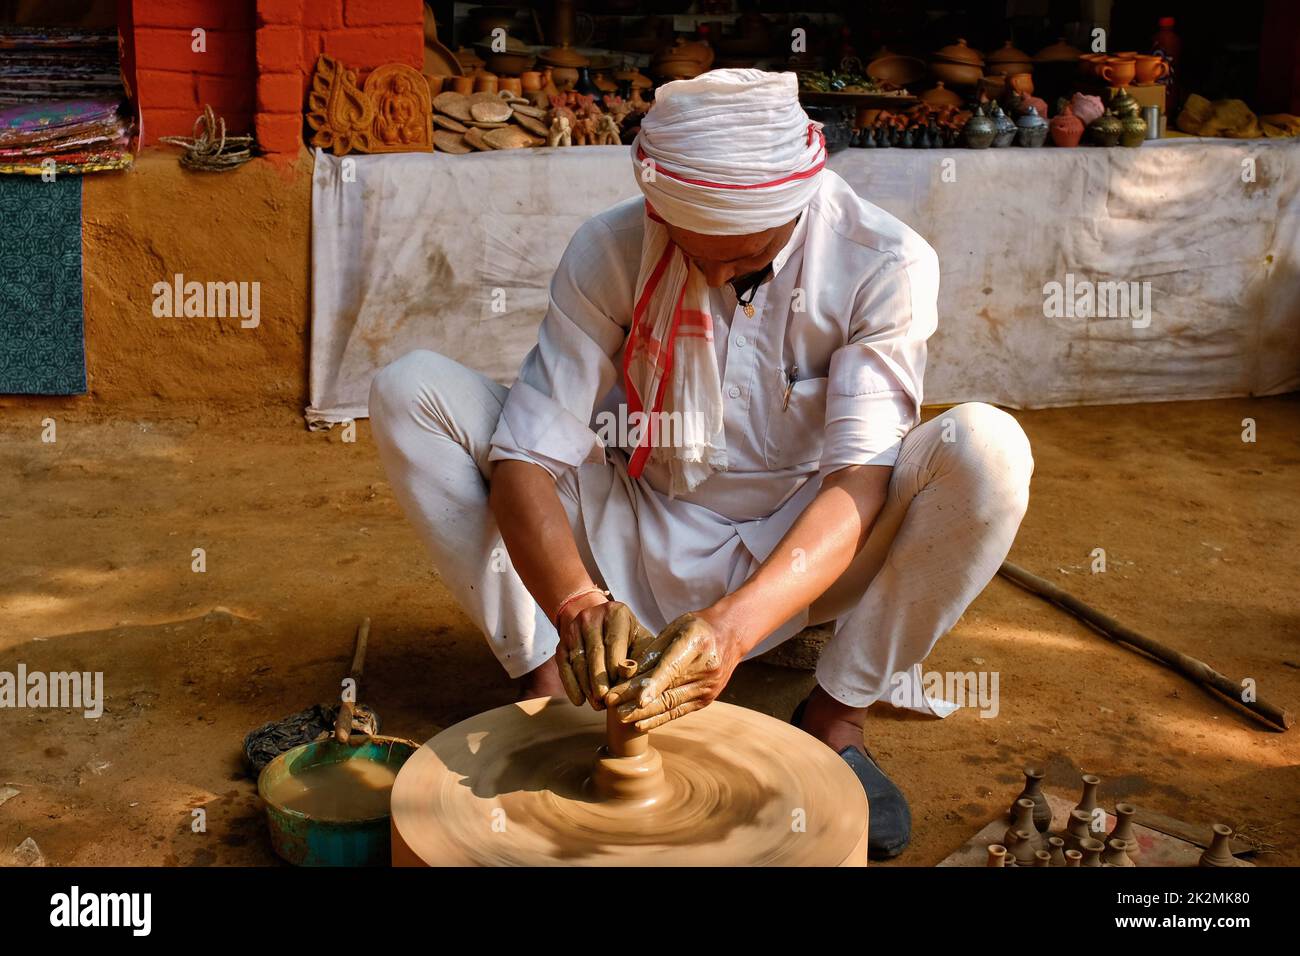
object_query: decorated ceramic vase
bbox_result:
[1088,109,1123,147]
[990,103,1016,147]
[1120,110,1148,146]
[962,105,996,148]
[1110,88,1141,118]
[1015,105,1049,147]
[1049,103,1085,147]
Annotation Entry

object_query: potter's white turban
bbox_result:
[632,69,826,236]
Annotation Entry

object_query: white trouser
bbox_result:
[369,350,1033,708]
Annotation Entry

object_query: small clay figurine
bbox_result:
[592,113,621,146]
[547,114,572,147]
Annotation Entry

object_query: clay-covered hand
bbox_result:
[605,612,743,732]
[557,600,656,710]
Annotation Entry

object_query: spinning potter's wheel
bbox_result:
[391,696,869,866]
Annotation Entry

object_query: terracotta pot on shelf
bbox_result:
[1035,37,1081,63]
[930,61,982,87]
[473,70,499,95]
[539,45,590,91]
[452,75,475,95]
[520,70,543,93]
[985,40,1031,77]
[499,76,522,96]
[1006,72,1034,96]
[866,49,927,87]
[933,38,984,67]
[919,81,963,109]
[986,59,1033,77]
[1049,103,1084,146]
[1099,57,1136,88]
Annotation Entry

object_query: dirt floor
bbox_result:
[1,394,1297,867]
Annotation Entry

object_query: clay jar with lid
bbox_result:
[961,105,995,148]
[986,39,1031,77]
[1015,105,1048,147]
[1088,109,1123,146]
[1049,103,1084,146]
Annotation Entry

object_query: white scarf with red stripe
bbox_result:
[624,70,825,495]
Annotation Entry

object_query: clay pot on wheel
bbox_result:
[1049,103,1084,146]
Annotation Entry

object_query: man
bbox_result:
[370,70,1032,860]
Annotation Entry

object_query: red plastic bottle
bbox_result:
[1151,16,1182,111]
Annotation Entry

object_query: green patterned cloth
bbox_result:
[0,174,85,394]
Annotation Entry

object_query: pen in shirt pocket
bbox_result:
[782,364,798,411]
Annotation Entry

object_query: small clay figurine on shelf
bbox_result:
[592,112,620,146]
[547,113,572,147]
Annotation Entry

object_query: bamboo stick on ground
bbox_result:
[998,561,1293,732]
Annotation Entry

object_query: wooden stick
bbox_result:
[998,561,1292,732]
[334,617,371,744]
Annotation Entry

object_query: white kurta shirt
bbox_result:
[488,170,939,644]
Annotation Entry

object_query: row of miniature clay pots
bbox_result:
[990,767,1249,867]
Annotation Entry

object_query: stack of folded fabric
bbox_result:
[0,26,132,174]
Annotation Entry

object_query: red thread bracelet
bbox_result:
[553,587,611,629]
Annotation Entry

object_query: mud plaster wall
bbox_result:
[0,148,314,411]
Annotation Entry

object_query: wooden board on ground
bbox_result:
[937,792,1256,867]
